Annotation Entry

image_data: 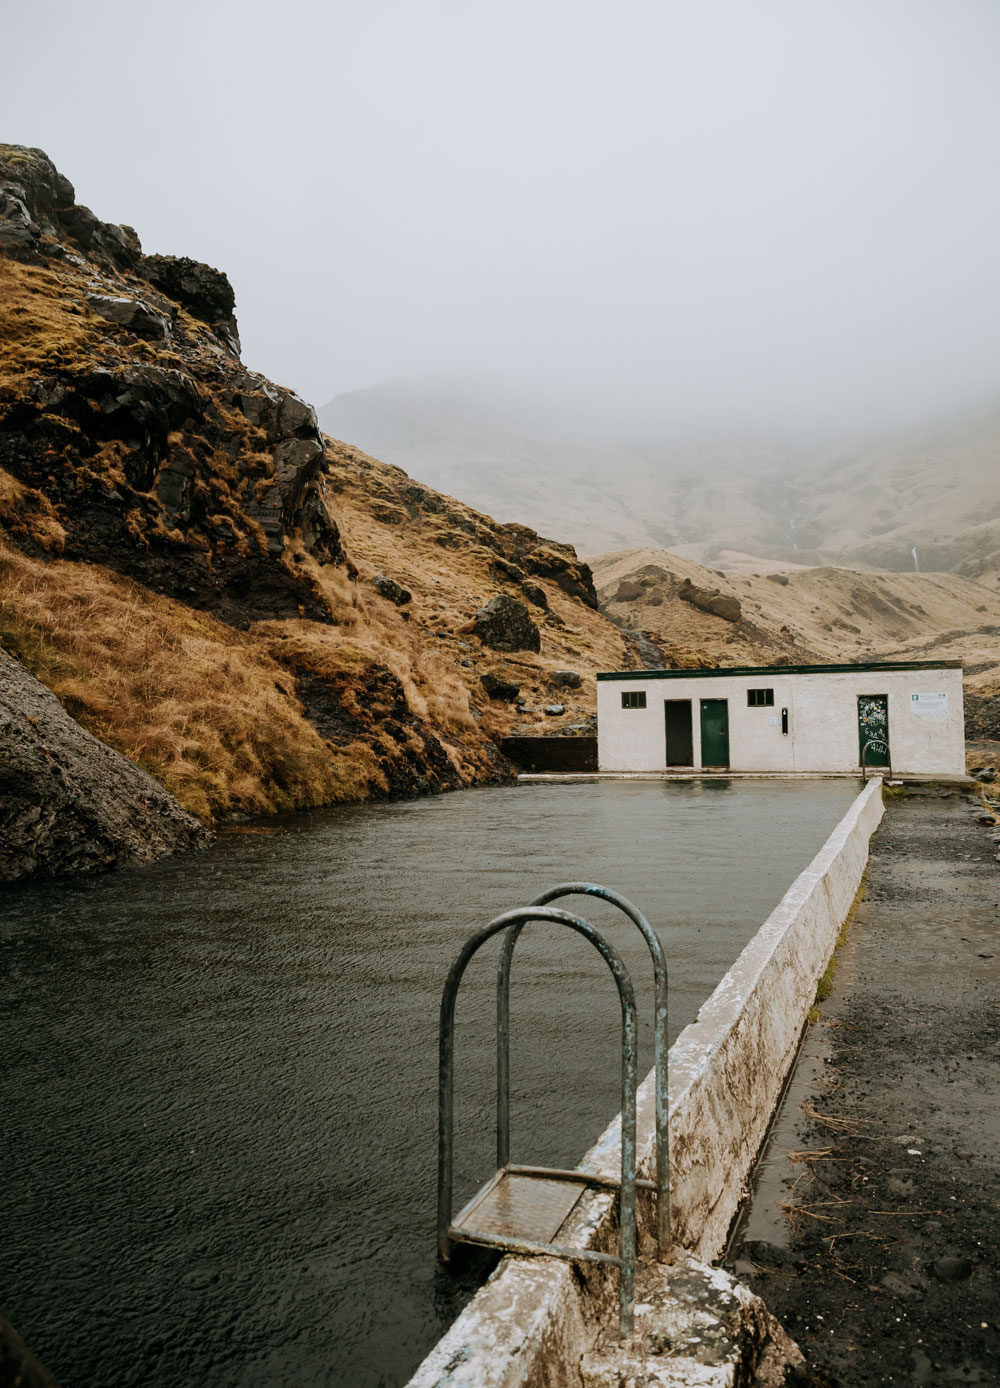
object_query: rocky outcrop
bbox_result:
[678,577,742,622]
[142,253,240,352]
[481,671,521,701]
[0,143,343,629]
[473,594,541,653]
[614,579,643,602]
[0,145,627,856]
[0,650,210,883]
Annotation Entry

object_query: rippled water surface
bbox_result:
[1,778,859,1387]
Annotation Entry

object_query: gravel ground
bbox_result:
[728,780,1000,1387]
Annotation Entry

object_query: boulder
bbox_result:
[481,672,520,701]
[678,577,742,622]
[473,594,541,653]
[87,293,171,341]
[549,669,582,689]
[613,579,643,602]
[544,704,566,716]
[0,650,210,883]
[521,581,549,609]
[372,572,412,606]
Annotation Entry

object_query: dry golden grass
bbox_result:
[0,541,388,820]
[0,258,99,396]
[0,466,67,552]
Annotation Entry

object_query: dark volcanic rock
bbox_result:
[614,580,643,602]
[0,1309,60,1388]
[142,253,240,351]
[521,545,598,608]
[0,650,210,883]
[87,293,171,341]
[0,144,139,270]
[473,594,541,653]
[372,572,412,606]
[0,144,346,629]
[521,580,549,609]
[481,672,520,701]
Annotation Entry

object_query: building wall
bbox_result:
[597,667,965,774]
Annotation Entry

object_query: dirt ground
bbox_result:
[728,774,1000,1387]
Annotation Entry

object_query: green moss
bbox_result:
[808,869,869,1021]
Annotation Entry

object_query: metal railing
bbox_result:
[497,883,670,1260]
[437,904,645,1337]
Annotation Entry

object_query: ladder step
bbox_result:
[453,1170,585,1246]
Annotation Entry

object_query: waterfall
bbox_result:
[912,547,919,571]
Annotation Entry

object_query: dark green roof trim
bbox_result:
[597,660,964,682]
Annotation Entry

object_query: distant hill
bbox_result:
[589,547,1000,741]
[319,381,1000,576]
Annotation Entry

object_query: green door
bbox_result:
[699,698,730,767]
[858,694,890,768]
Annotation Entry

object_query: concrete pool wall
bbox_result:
[406,776,885,1388]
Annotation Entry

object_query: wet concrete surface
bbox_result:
[729,782,1000,1386]
[0,778,858,1388]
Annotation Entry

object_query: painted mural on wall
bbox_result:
[858,694,890,766]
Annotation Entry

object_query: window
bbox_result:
[621,691,646,709]
[747,688,774,707]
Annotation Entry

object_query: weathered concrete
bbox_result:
[406,778,884,1387]
[728,783,1000,1385]
[598,664,965,776]
[581,1253,802,1387]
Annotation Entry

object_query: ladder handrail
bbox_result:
[438,905,639,1337]
[496,883,670,1259]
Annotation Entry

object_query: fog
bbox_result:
[6,0,1000,444]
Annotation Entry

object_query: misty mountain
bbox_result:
[319,381,1000,576]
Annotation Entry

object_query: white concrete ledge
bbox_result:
[406,778,885,1388]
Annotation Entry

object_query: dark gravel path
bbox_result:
[729,782,1000,1387]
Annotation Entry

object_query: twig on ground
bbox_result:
[802,1102,867,1132]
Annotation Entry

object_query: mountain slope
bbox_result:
[320,380,1000,575]
[0,145,637,842]
[591,547,1000,743]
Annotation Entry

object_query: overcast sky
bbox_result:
[5,0,1000,440]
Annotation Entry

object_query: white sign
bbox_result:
[910,692,948,717]
[768,716,781,726]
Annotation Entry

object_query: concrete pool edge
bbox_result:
[405,777,885,1388]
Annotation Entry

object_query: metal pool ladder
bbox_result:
[437,884,669,1339]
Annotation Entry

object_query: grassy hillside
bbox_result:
[0,145,640,824]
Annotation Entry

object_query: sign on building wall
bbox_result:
[910,692,948,717]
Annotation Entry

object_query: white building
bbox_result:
[597,661,965,777]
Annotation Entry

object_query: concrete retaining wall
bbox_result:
[407,778,885,1388]
[501,736,598,773]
